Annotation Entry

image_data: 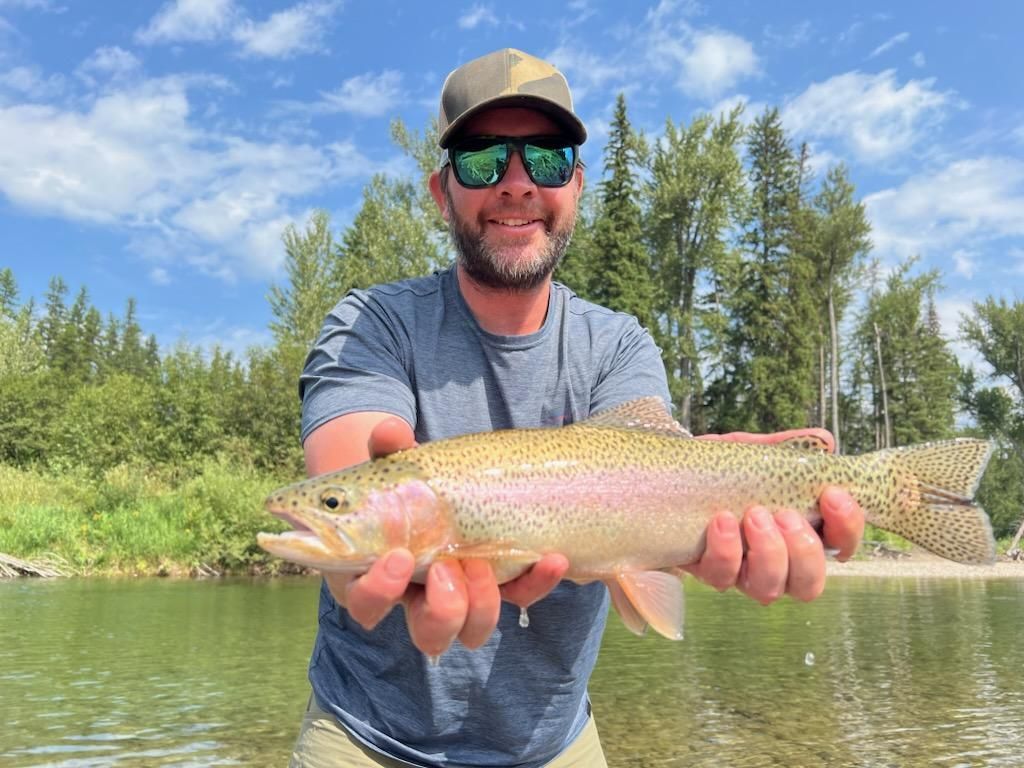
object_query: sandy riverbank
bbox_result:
[827,551,1024,579]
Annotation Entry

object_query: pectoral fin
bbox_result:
[444,543,543,584]
[614,570,685,640]
[606,580,648,636]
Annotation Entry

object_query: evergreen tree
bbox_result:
[711,108,816,432]
[0,268,18,320]
[38,276,68,366]
[588,94,657,334]
[853,258,958,449]
[960,298,1024,538]
[117,298,146,376]
[335,173,444,291]
[648,107,746,432]
[555,186,599,299]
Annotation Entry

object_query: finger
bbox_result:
[775,510,826,602]
[323,572,355,606]
[738,507,788,605]
[405,560,469,657]
[819,486,865,562]
[457,559,502,650]
[698,428,835,453]
[499,553,569,608]
[343,549,415,629]
[680,511,742,591]
[368,417,418,458]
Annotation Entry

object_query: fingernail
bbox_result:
[751,508,773,531]
[776,510,804,533]
[714,513,738,537]
[384,550,411,578]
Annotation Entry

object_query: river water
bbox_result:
[1,576,1022,767]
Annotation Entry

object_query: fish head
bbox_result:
[257,458,451,573]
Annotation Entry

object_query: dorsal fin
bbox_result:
[577,397,691,437]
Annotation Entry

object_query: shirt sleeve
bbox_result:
[589,317,675,421]
[299,289,417,443]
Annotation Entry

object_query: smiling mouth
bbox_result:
[491,217,540,227]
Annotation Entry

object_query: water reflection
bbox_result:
[1,576,1022,767]
[0,578,318,767]
[591,577,1024,768]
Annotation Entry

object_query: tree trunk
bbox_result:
[818,335,826,429]
[829,286,841,453]
[874,322,892,449]
[1008,516,1024,558]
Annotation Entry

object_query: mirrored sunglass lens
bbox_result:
[454,144,509,186]
[524,144,574,185]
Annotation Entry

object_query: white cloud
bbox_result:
[458,4,498,29]
[546,45,623,104]
[783,70,953,162]
[317,70,403,116]
[0,0,64,10]
[233,1,338,59]
[869,31,909,58]
[912,51,926,68]
[136,0,238,44]
[0,65,64,99]
[149,266,171,285]
[566,0,597,26]
[136,0,338,58]
[865,156,1024,261]
[642,1,757,100]
[0,77,386,280]
[75,46,141,87]
[952,248,977,279]
[669,30,759,100]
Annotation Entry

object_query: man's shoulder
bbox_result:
[332,269,451,320]
[358,270,448,305]
[553,280,642,328]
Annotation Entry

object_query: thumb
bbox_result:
[368,417,417,458]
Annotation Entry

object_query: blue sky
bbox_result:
[1,0,1022,362]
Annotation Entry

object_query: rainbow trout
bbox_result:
[258,398,995,640]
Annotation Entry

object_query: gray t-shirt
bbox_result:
[299,265,670,768]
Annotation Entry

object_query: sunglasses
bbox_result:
[441,135,579,189]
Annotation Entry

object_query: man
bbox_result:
[292,48,864,767]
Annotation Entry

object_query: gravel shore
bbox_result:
[827,551,1024,579]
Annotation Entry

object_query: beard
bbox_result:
[445,185,576,291]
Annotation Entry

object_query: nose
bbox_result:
[495,150,534,197]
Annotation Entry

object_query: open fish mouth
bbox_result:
[261,505,358,558]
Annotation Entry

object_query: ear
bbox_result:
[428,171,450,222]
[574,164,584,196]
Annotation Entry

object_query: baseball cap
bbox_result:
[437,48,587,148]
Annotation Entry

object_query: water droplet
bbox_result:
[426,654,441,668]
[804,652,816,666]
[518,606,530,628]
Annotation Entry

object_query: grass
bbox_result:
[0,459,296,576]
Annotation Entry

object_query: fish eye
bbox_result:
[320,490,346,510]
[323,495,340,509]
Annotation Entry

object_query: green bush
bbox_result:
[0,458,294,574]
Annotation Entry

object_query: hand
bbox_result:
[323,418,569,657]
[682,429,865,605]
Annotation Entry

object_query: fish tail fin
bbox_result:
[874,439,996,565]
